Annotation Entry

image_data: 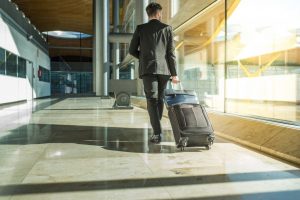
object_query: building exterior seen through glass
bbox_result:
[226,0,300,124]
[152,0,299,125]
[51,71,93,95]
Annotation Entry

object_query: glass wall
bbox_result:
[118,0,137,79]
[119,64,133,79]
[18,57,26,78]
[155,0,300,125]
[38,66,50,82]
[6,51,17,77]
[158,0,226,111]
[51,71,93,95]
[0,48,5,75]
[226,0,300,124]
[0,47,28,79]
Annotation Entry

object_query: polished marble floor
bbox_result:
[0,97,299,200]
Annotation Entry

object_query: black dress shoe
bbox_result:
[150,134,161,144]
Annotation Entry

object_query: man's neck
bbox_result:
[149,17,160,21]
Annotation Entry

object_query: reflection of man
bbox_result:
[129,2,179,144]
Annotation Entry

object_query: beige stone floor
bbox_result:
[0,97,299,200]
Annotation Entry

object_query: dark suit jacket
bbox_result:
[129,19,177,78]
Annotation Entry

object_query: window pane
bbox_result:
[0,48,5,75]
[38,66,50,82]
[156,0,226,111]
[6,52,17,77]
[18,57,26,78]
[226,0,300,124]
[50,71,93,95]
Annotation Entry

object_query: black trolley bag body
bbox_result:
[164,83,215,150]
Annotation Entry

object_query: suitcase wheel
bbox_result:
[205,145,211,150]
[205,139,214,150]
[177,137,188,151]
[209,136,215,144]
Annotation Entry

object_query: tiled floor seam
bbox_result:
[7,144,50,199]
[32,98,66,113]
[139,154,174,200]
[19,144,50,184]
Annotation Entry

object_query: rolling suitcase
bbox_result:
[164,83,215,150]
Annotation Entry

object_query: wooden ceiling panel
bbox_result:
[13,0,94,34]
[47,36,93,48]
[49,49,93,58]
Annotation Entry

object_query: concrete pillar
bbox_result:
[130,64,135,80]
[113,0,120,80]
[105,0,110,94]
[92,1,96,93]
[135,0,149,23]
[93,36,96,93]
[135,0,148,96]
[93,0,109,96]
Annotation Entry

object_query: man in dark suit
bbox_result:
[129,2,179,144]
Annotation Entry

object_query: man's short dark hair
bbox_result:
[146,2,162,17]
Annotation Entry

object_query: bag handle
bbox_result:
[170,81,183,90]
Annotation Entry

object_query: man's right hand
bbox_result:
[171,76,180,84]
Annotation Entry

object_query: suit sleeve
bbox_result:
[129,26,140,59]
[166,26,177,76]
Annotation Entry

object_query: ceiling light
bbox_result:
[27,35,33,41]
[55,31,63,36]
[13,3,19,10]
[21,11,26,18]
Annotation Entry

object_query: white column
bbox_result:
[135,0,148,96]
[113,0,120,79]
[135,0,148,24]
[93,0,109,96]
[130,63,135,80]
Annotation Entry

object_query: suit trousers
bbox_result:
[142,74,171,135]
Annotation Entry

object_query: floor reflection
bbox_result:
[0,97,299,200]
[0,123,221,153]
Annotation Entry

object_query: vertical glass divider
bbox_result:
[224,0,228,113]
